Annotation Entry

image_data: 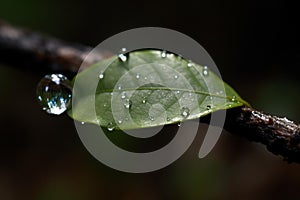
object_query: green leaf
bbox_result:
[69,49,249,130]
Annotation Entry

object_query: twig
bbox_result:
[1,21,300,163]
[0,20,110,74]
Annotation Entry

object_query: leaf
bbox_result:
[69,49,249,130]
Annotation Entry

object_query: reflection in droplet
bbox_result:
[36,74,72,115]
[181,107,190,118]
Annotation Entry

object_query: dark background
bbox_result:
[1,0,300,199]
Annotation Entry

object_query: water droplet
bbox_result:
[136,73,140,79]
[149,116,155,121]
[161,50,167,58]
[110,92,114,96]
[103,103,107,107]
[144,76,148,80]
[121,47,127,52]
[202,66,209,76]
[142,98,147,104]
[231,96,237,102]
[167,117,171,121]
[81,122,85,125]
[181,107,190,118]
[118,53,128,62]
[123,99,132,109]
[206,105,212,110]
[99,72,104,79]
[176,90,180,94]
[36,74,72,115]
[174,75,178,79]
[121,91,126,99]
[117,119,123,124]
[117,85,122,90]
[187,62,193,67]
[107,122,115,131]
[177,122,181,127]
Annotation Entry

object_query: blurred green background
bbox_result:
[1,0,300,199]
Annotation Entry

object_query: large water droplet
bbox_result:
[107,122,115,131]
[36,74,72,115]
[202,66,209,76]
[181,107,190,118]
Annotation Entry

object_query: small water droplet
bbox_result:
[174,75,178,79]
[103,103,107,107]
[142,98,147,104]
[177,122,181,127]
[121,91,126,99]
[36,74,72,115]
[99,72,104,79]
[144,76,148,80]
[118,53,128,62]
[167,117,171,121]
[107,122,115,131]
[81,122,85,125]
[136,73,140,79]
[110,92,114,96]
[121,47,127,52]
[206,105,212,110]
[161,50,167,58]
[117,119,123,124]
[117,85,122,90]
[149,116,155,121]
[231,96,237,102]
[176,90,180,94]
[187,62,193,67]
[181,107,190,118]
[123,99,132,109]
[202,66,209,76]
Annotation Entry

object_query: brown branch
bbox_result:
[1,21,300,163]
[225,107,300,163]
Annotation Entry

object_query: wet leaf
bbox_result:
[69,50,249,130]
